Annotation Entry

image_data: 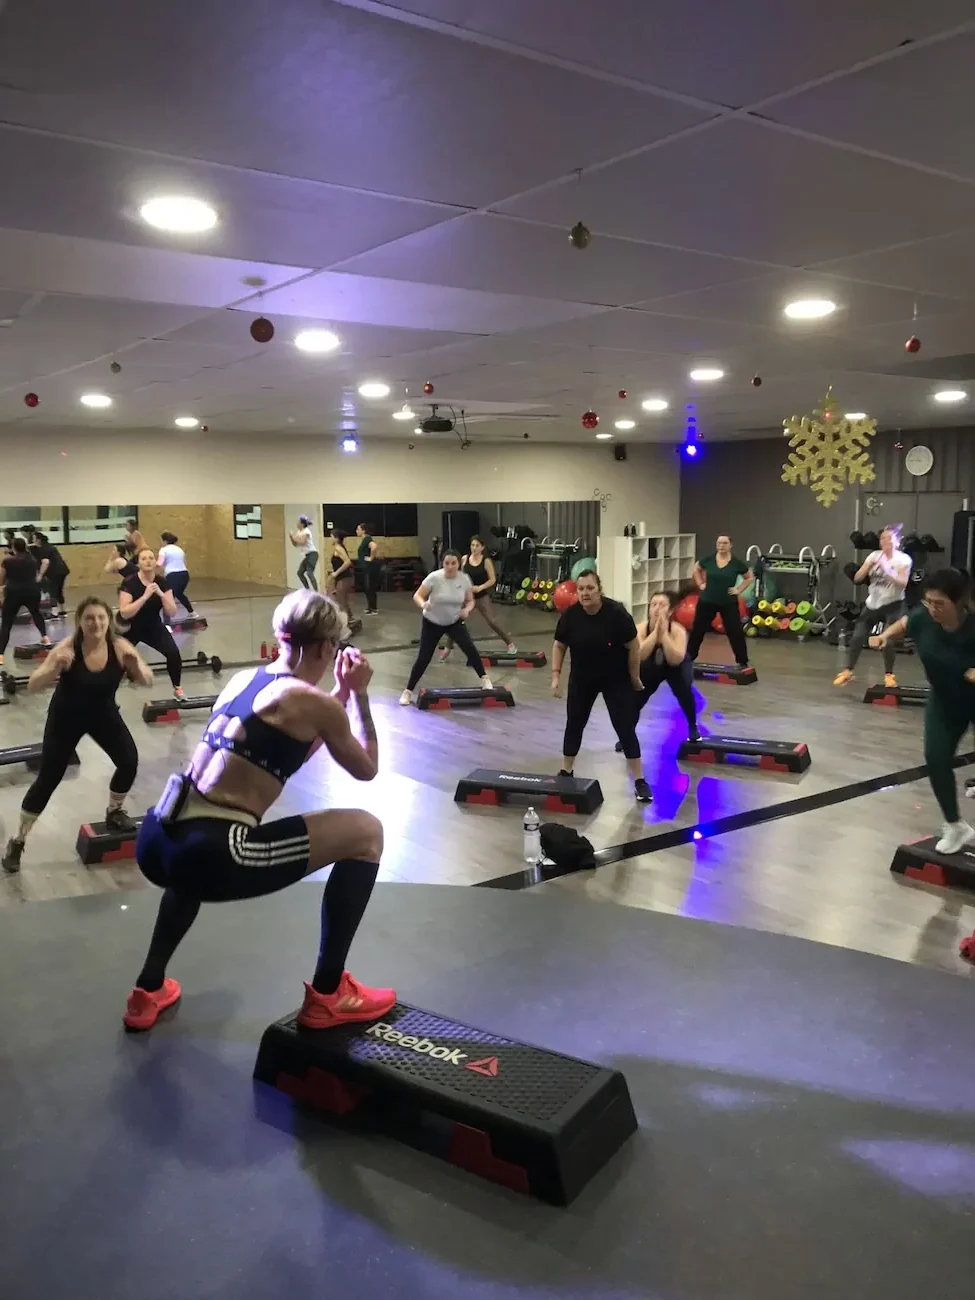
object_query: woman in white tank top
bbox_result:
[158,531,194,613]
[290,514,319,592]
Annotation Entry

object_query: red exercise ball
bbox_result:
[553,580,578,613]
[674,593,698,630]
[712,596,749,633]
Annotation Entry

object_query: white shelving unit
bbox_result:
[596,533,697,622]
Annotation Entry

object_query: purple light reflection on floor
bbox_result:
[843,1138,975,1200]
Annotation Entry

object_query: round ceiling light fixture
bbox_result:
[358,381,391,399]
[688,367,724,382]
[174,416,200,429]
[139,195,218,234]
[933,389,967,404]
[595,432,613,440]
[641,397,669,412]
[392,405,415,421]
[844,412,867,421]
[80,393,112,408]
[294,329,340,354]
[784,298,836,320]
[614,419,636,430]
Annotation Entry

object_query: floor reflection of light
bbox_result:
[844,1138,975,1199]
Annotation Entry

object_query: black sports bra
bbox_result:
[201,667,315,784]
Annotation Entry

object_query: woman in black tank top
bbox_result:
[326,530,359,633]
[439,535,515,660]
[2,597,153,875]
[626,590,699,747]
[0,537,49,664]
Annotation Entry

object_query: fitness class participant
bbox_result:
[834,524,911,688]
[326,529,357,626]
[620,590,699,747]
[0,537,49,667]
[871,569,975,855]
[2,528,16,555]
[123,589,394,1033]
[290,514,319,592]
[688,535,753,668]
[551,569,651,802]
[31,532,70,616]
[439,535,516,660]
[105,542,138,585]
[1,598,152,875]
[125,518,146,556]
[356,522,382,615]
[400,550,494,706]
[119,548,184,698]
[158,532,194,613]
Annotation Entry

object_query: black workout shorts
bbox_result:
[137,808,312,902]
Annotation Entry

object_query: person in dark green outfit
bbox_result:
[688,535,753,667]
[355,522,382,616]
[871,567,975,856]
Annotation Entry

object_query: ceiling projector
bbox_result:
[420,405,454,434]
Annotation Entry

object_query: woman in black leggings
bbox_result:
[688,535,753,668]
[399,550,493,705]
[2,597,152,874]
[619,591,699,748]
[119,547,184,698]
[123,589,392,1033]
[551,569,651,802]
[0,537,49,667]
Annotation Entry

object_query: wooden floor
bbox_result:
[2,589,973,980]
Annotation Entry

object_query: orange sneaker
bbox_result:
[884,673,898,688]
[123,978,182,1031]
[297,972,396,1030]
[833,669,854,686]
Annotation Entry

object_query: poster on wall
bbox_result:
[234,504,262,539]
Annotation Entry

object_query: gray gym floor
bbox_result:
[1,883,973,1300]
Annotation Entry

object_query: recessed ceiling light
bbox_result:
[392,405,415,421]
[844,412,867,420]
[595,432,613,440]
[341,434,359,453]
[614,419,635,430]
[358,381,390,399]
[641,397,669,412]
[80,393,112,408]
[689,368,724,382]
[413,425,423,435]
[139,195,218,234]
[784,298,836,320]
[934,389,967,404]
[174,416,199,429]
[294,329,340,354]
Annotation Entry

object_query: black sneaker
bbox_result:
[634,779,653,803]
[105,807,138,834]
[688,728,701,742]
[2,837,24,874]
[557,768,574,778]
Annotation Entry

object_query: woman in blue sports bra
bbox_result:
[124,589,395,1034]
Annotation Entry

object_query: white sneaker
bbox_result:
[965,780,975,799]
[935,821,975,856]
[480,676,494,690]
[399,689,412,706]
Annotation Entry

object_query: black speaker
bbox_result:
[613,445,627,461]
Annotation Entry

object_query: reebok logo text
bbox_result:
[366,1024,500,1077]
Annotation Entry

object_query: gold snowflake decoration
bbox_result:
[781,388,877,507]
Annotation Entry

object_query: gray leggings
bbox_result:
[847,598,904,674]
[297,552,319,591]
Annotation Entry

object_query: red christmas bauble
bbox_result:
[423,381,434,395]
[581,409,599,429]
[751,375,762,387]
[905,335,921,354]
[250,316,274,343]
[23,392,39,408]
[110,360,122,375]
[618,389,627,399]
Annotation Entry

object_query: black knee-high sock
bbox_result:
[136,888,201,991]
[312,859,380,994]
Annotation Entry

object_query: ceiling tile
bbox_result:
[817,229,975,299]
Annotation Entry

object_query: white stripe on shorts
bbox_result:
[227,823,310,869]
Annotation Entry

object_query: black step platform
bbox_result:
[254,1002,636,1204]
[864,682,929,707]
[480,650,547,668]
[677,734,811,774]
[417,686,514,711]
[13,643,50,661]
[75,816,144,866]
[142,694,217,724]
[170,615,208,632]
[0,743,78,772]
[692,662,757,686]
[890,836,975,891]
[455,768,603,814]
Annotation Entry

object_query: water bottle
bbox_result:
[523,806,541,865]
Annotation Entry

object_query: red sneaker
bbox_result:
[960,933,975,964]
[123,978,182,1031]
[296,971,396,1030]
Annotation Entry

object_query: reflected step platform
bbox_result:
[0,742,78,772]
[254,1002,637,1205]
[890,836,975,891]
[170,615,208,632]
[13,643,50,661]
[677,734,811,773]
[76,816,145,866]
[481,650,547,669]
[692,663,757,686]
[864,682,929,707]
[417,686,514,711]
[455,768,603,814]
[142,694,218,724]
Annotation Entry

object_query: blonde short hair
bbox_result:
[272,589,346,647]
